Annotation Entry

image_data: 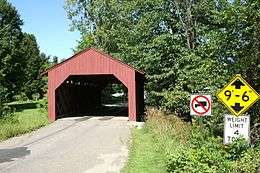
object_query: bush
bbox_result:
[231,145,260,172]
[0,99,4,117]
[123,108,192,173]
[0,99,48,141]
[144,108,192,144]
[155,111,258,173]
[0,101,14,118]
[166,126,260,173]
[125,108,260,173]
[166,126,232,173]
[38,98,48,111]
[226,138,250,161]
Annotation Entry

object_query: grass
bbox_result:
[123,129,167,173]
[0,99,49,141]
[122,108,192,173]
[123,108,260,173]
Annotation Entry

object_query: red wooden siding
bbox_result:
[45,48,145,122]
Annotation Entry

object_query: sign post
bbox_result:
[224,115,250,144]
[190,95,212,116]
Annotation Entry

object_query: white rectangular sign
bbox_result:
[190,95,212,116]
[224,115,250,144]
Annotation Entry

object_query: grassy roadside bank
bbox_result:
[123,109,191,173]
[123,109,260,173]
[0,100,49,141]
[123,128,167,173]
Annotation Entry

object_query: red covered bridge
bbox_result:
[44,48,145,122]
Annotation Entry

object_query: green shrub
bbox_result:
[166,126,232,173]
[0,99,48,141]
[166,126,260,173]
[0,101,14,118]
[231,146,260,173]
[226,138,250,161]
[38,98,48,111]
[0,99,4,117]
[125,108,260,173]
[165,124,257,173]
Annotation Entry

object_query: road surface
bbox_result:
[0,116,130,173]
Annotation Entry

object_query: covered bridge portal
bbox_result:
[44,48,145,122]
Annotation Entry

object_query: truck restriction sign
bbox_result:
[224,115,250,144]
[190,95,212,116]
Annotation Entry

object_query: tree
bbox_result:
[40,52,52,69]
[65,0,259,122]
[209,1,260,139]
[52,56,58,64]
[74,34,95,53]
[0,0,23,101]
[64,0,124,53]
[0,0,51,103]
[65,0,223,104]
[19,33,49,99]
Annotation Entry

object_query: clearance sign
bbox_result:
[217,74,260,117]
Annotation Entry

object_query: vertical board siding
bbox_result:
[47,48,144,122]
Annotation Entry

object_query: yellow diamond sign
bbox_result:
[217,74,260,116]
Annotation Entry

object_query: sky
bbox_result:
[9,0,81,60]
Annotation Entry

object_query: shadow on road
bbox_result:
[58,105,128,120]
[75,116,94,122]
[8,102,38,112]
[0,147,31,163]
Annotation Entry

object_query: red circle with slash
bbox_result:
[191,95,211,116]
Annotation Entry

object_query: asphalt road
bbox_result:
[0,116,130,173]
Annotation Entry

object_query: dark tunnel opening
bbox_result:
[55,75,128,119]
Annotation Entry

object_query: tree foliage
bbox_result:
[65,0,259,137]
[19,33,49,99]
[0,0,23,101]
[0,0,49,103]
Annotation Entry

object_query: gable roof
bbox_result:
[43,47,145,75]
